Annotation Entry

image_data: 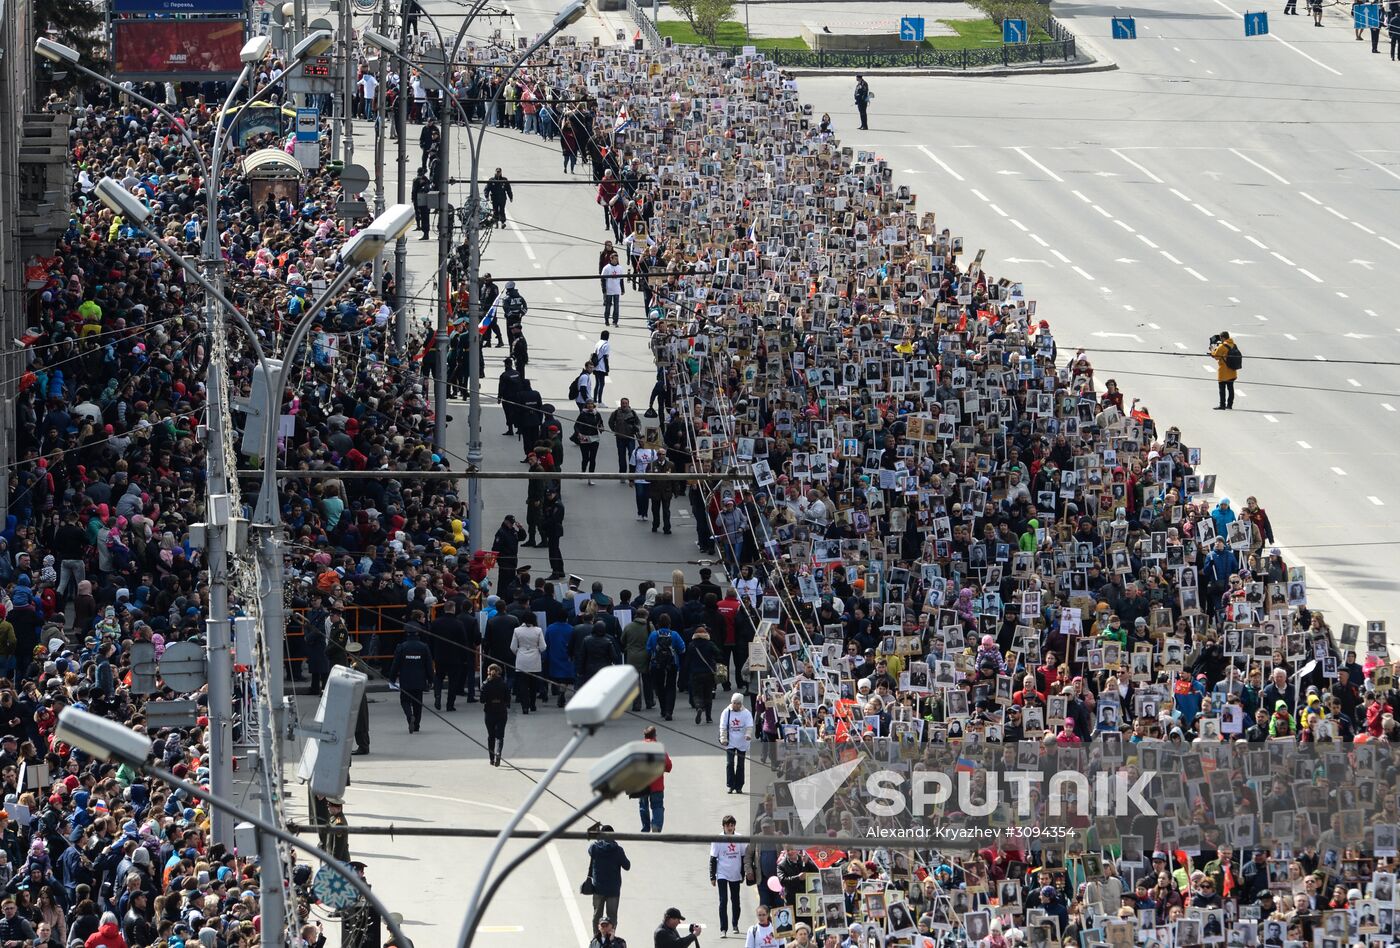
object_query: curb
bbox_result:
[784,56,1116,76]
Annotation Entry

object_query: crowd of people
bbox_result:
[448,39,1400,948]
[13,12,1400,948]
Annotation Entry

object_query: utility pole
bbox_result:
[372,0,388,287]
[341,0,355,167]
[433,52,452,456]
[394,0,411,351]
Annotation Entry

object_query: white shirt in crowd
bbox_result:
[744,922,776,948]
[601,262,625,297]
[721,705,754,752]
[593,338,611,373]
[359,73,378,100]
[574,370,594,404]
[633,446,658,484]
[710,836,748,882]
[734,575,761,607]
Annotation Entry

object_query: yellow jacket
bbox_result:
[1211,340,1237,382]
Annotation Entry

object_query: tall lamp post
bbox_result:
[91,176,414,948]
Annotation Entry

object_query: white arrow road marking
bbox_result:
[1352,259,1375,270]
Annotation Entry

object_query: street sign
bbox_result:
[1111,16,1136,38]
[338,163,371,196]
[295,107,320,143]
[1002,18,1027,43]
[1244,10,1268,34]
[295,141,321,171]
[157,641,207,692]
[146,699,201,730]
[899,16,925,41]
[1355,3,1381,28]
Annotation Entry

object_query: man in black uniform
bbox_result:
[411,168,432,238]
[485,167,514,225]
[430,600,469,709]
[389,618,434,733]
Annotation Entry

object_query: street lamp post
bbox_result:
[459,0,587,554]
[56,707,413,948]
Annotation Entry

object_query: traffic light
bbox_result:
[296,665,367,798]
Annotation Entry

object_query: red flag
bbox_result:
[807,848,847,869]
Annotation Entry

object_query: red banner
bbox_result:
[114,19,243,76]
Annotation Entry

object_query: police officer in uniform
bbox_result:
[389,616,435,732]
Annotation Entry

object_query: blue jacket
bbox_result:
[586,839,631,897]
[645,629,686,669]
[544,621,576,678]
[1202,548,1238,586]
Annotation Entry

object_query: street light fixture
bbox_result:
[341,203,417,265]
[361,28,399,54]
[552,0,587,28]
[93,178,149,224]
[292,28,335,58]
[34,36,79,63]
[55,708,412,948]
[240,35,273,63]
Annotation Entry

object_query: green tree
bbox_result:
[966,0,1045,27]
[35,0,107,69]
[671,0,736,44]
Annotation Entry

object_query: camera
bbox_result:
[1208,333,1222,351]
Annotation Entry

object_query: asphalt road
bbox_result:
[798,0,1400,628]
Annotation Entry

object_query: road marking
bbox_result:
[917,145,964,181]
[1270,251,1296,266]
[1185,267,1208,282]
[1283,333,1297,340]
[1315,354,1327,360]
[1228,296,1240,303]
[1146,321,1159,328]
[349,788,593,948]
[1013,146,1064,182]
[1113,219,1135,233]
[1354,151,1400,182]
[1071,265,1095,280]
[1071,189,1092,204]
[1228,148,1292,184]
[1174,341,1189,350]
[1192,203,1215,217]
[1210,0,1343,73]
[1337,291,1349,298]
[1050,249,1071,263]
[507,219,537,260]
[1353,222,1377,234]
[1380,236,1400,251]
[1138,235,1160,249]
[479,927,527,933]
[1254,314,1267,321]
[1201,364,1215,372]
[1219,220,1241,232]
[554,296,564,303]
[1160,250,1182,264]
[1332,467,1348,476]
[1091,205,1113,219]
[1298,268,1324,283]
[1110,148,1164,182]
[971,189,990,201]
[545,279,555,286]
[1366,309,1379,317]
[1384,403,1397,411]
[1168,188,1193,202]
[1245,235,1269,249]
[1264,414,1279,423]
[1348,378,1363,387]
[1325,207,1348,220]
[1030,233,1049,246]
[1369,496,1386,506]
[989,203,1009,217]
[1298,191,1323,205]
[1297,441,1312,449]
[1009,218,1030,232]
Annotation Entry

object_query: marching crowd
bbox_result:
[11,15,1400,948]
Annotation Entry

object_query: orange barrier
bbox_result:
[284,602,443,663]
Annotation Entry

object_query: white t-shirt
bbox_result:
[745,922,776,948]
[721,706,754,752]
[601,263,625,296]
[593,339,611,373]
[710,837,748,882]
[359,73,378,99]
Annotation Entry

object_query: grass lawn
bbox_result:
[925,18,1052,49]
[656,19,809,49]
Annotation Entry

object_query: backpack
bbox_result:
[650,631,675,672]
[1225,342,1243,370]
[567,375,581,401]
